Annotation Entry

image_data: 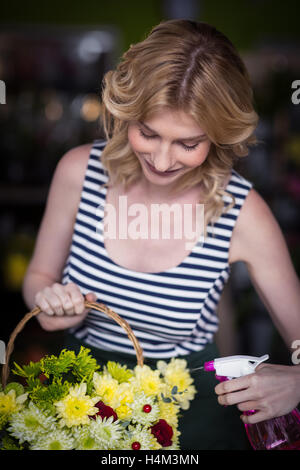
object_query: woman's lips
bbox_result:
[144,159,182,176]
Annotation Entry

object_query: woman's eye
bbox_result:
[139,129,156,139]
[181,143,199,151]
[139,128,200,151]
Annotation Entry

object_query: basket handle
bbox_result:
[1,301,144,388]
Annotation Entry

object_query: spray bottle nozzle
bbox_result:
[207,354,269,379]
[203,360,215,372]
[191,354,269,378]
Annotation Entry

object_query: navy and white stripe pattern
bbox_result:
[62,140,253,358]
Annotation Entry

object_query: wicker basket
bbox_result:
[1,301,144,388]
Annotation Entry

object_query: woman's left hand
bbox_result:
[215,363,300,424]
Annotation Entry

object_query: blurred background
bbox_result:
[0,0,299,370]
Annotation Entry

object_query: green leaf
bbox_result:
[171,386,178,395]
[161,393,172,403]
[120,420,131,428]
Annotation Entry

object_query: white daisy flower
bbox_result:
[30,427,75,450]
[120,424,156,450]
[8,402,56,444]
[89,415,123,450]
[73,425,100,450]
[130,393,159,426]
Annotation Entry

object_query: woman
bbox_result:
[22,20,300,450]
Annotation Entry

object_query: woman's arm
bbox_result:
[22,143,95,330]
[217,189,300,423]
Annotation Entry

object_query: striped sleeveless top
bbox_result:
[62,140,253,358]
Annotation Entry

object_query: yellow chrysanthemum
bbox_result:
[0,389,27,416]
[158,399,179,428]
[158,359,196,410]
[92,372,119,408]
[114,383,134,420]
[0,389,28,428]
[115,404,131,420]
[55,383,100,427]
[130,365,163,397]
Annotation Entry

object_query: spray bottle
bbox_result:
[193,354,300,450]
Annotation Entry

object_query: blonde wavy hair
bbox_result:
[100,19,259,236]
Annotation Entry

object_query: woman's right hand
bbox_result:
[35,282,97,331]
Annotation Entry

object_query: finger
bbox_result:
[65,283,85,315]
[85,292,97,303]
[237,401,258,413]
[218,389,257,407]
[35,292,55,316]
[240,410,266,425]
[52,283,74,315]
[215,375,252,395]
[42,286,64,316]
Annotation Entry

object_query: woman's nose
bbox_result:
[153,144,173,172]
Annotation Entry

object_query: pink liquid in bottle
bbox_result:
[244,408,300,450]
[205,359,300,450]
[208,363,300,451]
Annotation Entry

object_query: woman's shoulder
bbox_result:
[54,140,107,190]
[56,142,92,180]
[230,186,280,264]
[235,187,274,233]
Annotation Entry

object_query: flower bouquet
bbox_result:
[0,301,196,450]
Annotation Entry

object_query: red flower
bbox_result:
[90,401,118,421]
[150,419,173,447]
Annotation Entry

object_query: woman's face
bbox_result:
[128,108,211,187]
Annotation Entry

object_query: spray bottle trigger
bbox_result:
[251,354,269,370]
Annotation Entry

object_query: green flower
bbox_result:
[72,346,100,381]
[41,349,76,379]
[4,382,25,397]
[12,360,42,381]
[105,361,133,383]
